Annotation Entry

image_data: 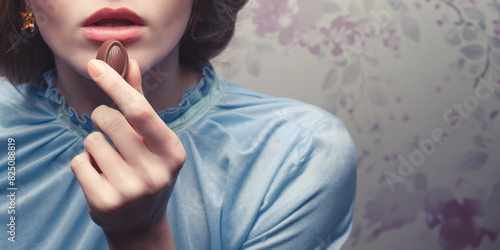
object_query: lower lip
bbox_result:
[81,25,144,42]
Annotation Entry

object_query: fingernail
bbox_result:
[89,60,106,78]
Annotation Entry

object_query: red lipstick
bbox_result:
[81,8,145,43]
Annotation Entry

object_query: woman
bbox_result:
[0,0,357,249]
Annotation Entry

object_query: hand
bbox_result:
[70,59,184,248]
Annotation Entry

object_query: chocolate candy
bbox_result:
[96,39,129,78]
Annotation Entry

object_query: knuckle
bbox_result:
[119,178,147,199]
[70,154,85,171]
[100,112,126,134]
[168,141,186,169]
[84,132,105,150]
[137,162,172,194]
[142,157,183,195]
[95,195,122,216]
[92,106,126,134]
[90,105,108,120]
[145,173,169,195]
[171,152,186,171]
[127,102,156,125]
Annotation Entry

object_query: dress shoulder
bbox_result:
[0,80,43,107]
[218,82,346,131]
[205,81,358,249]
[0,80,54,129]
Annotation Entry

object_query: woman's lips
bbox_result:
[82,7,145,43]
[81,25,144,42]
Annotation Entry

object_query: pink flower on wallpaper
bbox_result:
[253,0,299,45]
[425,188,499,249]
[438,199,497,249]
[320,17,362,57]
[298,27,323,55]
[493,20,500,35]
[384,29,400,51]
[384,36,400,51]
[364,187,423,239]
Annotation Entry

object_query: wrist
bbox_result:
[104,215,175,250]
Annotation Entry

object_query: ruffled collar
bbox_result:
[41,64,217,133]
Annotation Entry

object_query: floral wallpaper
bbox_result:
[213,0,500,249]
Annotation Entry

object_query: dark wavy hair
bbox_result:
[0,0,248,85]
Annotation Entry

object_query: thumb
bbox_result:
[125,58,143,95]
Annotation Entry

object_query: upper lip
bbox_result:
[82,7,145,26]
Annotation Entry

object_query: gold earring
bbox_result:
[190,1,201,24]
[21,3,35,32]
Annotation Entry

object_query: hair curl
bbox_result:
[181,0,248,70]
[0,0,248,85]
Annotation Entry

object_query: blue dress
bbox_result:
[0,65,357,249]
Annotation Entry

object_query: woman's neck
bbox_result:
[54,49,201,117]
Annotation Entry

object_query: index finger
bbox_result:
[88,59,176,153]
